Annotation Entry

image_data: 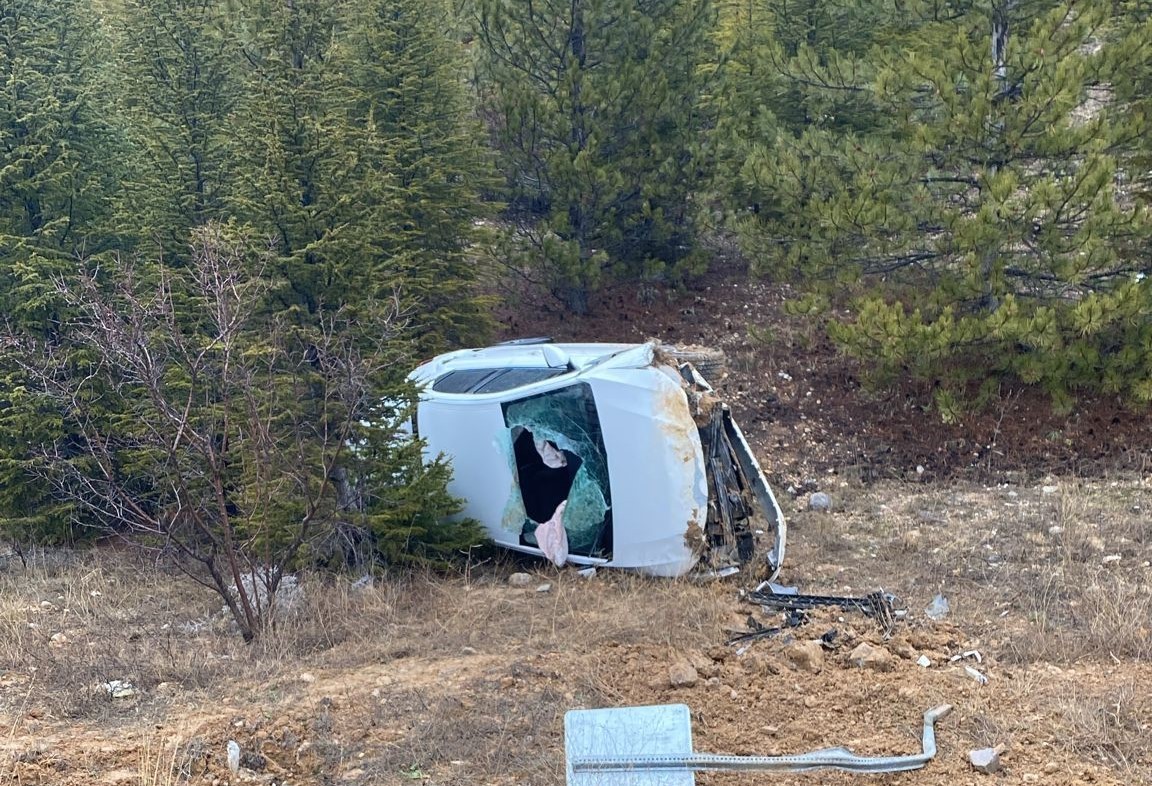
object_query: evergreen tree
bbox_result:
[107,0,241,257]
[725,0,1152,408]
[0,0,120,323]
[0,0,122,543]
[230,0,491,348]
[473,0,716,314]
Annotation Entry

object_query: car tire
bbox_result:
[661,344,728,383]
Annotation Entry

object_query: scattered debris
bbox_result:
[694,565,741,581]
[576,567,597,579]
[808,492,832,511]
[508,572,532,587]
[226,740,241,775]
[949,650,983,664]
[103,680,137,699]
[917,654,932,668]
[969,744,1007,774]
[535,583,552,593]
[924,594,950,620]
[564,703,954,781]
[964,665,990,685]
[745,585,902,636]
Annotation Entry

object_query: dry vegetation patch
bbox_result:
[1,478,1149,785]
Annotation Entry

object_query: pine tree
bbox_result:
[230,0,492,347]
[0,0,122,544]
[724,0,1152,407]
[0,0,120,323]
[473,0,716,314]
[106,0,241,258]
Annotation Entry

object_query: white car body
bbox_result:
[409,341,785,578]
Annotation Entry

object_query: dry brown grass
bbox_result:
[2,479,1150,785]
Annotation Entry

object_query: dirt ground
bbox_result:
[1,266,1150,786]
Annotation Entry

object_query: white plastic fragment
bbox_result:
[103,679,137,699]
[917,655,932,668]
[969,744,1006,773]
[949,650,983,664]
[924,594,950,620]
[576,567,597,579]
[227,740,241,774]
[964,665,989,685]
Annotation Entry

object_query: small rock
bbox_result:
[1043,762,1060,775]
[576,567,597,578]
[917,655,932,668]
[1102,554,1121,565]
[969,745,1005,773]
[1048,525,1064,536]
[668,661,699,688]
[48,632,68,648]
[460,646,477,656]
[38,601,59,613]
[299,672,316,683]
[508,572,532,587]
[808,492,832,512]
[848,642,893,671]
[240,751,266,771]
[890,640,917,660]
[535,583,552,593]
[783,639,825,674]
[1042,485,1059,494]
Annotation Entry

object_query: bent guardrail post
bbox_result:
[566,704,953,785]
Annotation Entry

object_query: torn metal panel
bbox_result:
[565,704,954,784]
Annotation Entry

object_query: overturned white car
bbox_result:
[409,341,785,578]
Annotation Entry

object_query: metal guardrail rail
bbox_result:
[566,704,953,784]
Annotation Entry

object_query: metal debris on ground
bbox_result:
[564,703,954,784]
[742,583,905,637]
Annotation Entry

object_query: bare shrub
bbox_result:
[7,225,413,641]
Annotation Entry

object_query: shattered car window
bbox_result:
[501,383,612,557]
